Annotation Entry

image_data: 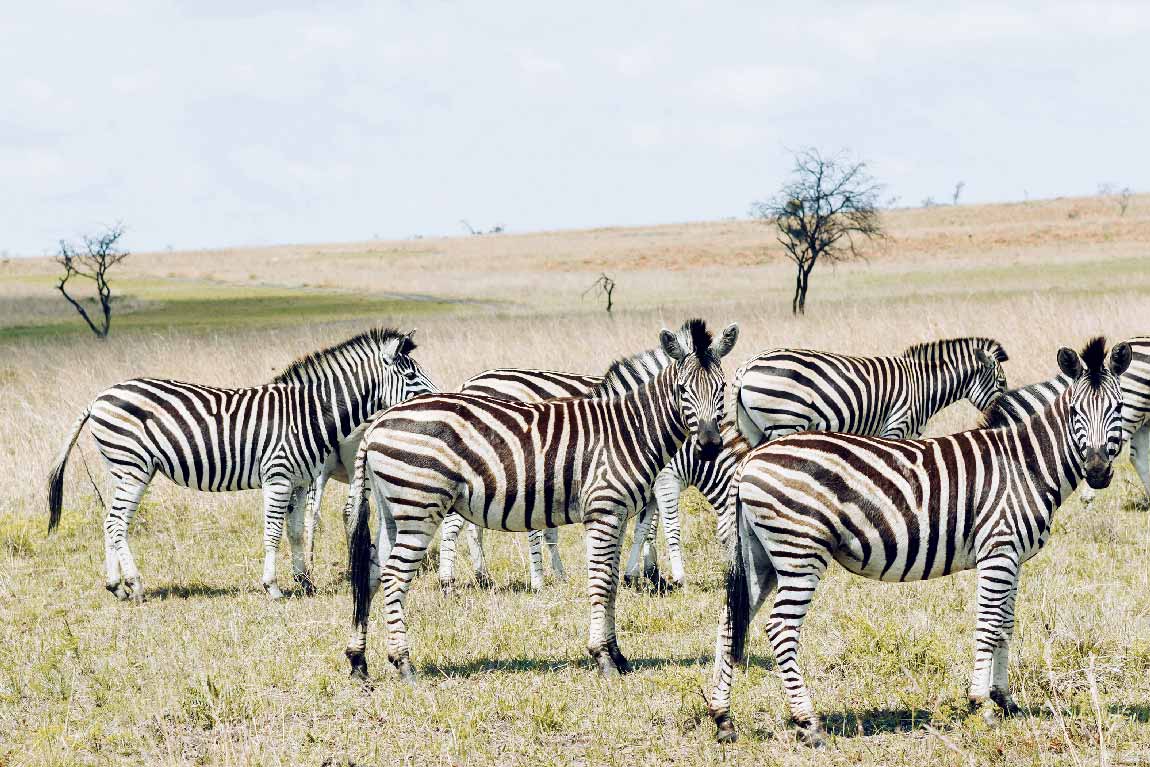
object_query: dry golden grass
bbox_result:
[3,195,1150,765]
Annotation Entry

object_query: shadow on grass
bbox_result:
[1111,704,1150,723]
[420,653,775,678]
[147,582,246,600]
[820,707,935,738]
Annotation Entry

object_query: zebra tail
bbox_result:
[47,408,91,534]
[726,493,751,664]
[349,443,373,630]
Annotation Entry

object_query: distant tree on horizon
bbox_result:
[55,223,129,339]
[751,149,887,315]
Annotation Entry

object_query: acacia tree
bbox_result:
[55,224,129,338]
[751,149,886,315]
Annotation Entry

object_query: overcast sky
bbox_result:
[4,1,1149,255]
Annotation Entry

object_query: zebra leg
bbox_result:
[969,552,1020,723]
[380,517,441,680]
[989,580,1021,716]
[654,468,685,588]
[302,471,328,581]
[623,501,668,592]
[438,513,465,594]
[767,561,828,746]
[584,507,630,675]
[260,481,294,600]
[466,523,492,588]
[528,530,546,590]
[708,518,777,743]
[1129,424,1150,507]
[285,487,314,595]
[104,474,151,602]
[545,527,565,582]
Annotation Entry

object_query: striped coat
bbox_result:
[707,338,1131,745]
[46,328,435,601]
[735,337,1009,445]
[343,320,738,680]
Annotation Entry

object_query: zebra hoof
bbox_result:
[969,698,1000,726]
[263,582,285,601]
[608,643,633,674]
[796,722,826,749]
[474,570,494,589]
[439,579,455,597]
[346,650,369,682]
[392,657,416,682]
[127,578,146,603]
[800,726,828,749]
[294,572,317,596]
[592,649,620,677]
[107,582,130,601]
[990,690,1021,717]
[714,715,738,743]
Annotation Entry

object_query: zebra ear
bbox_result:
[399,329,418,356]
[1110,342,1132,377]
[1057,347,1083,379]
[660,329,686,361]
[711,323,739,359]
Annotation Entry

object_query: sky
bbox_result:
[4,1,1149,256]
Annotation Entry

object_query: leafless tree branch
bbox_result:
[55,223,129,338]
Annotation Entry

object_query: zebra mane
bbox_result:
[590,319,716,397]
[272,327,415,384]
[1081,336,1107,388]
[903,337,1009,364]
[592,349,671,397]
[978,398,1017,430]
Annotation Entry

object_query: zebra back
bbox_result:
[460,368,601,401]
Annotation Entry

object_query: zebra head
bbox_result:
[966,345,1009,411]
[380,329,439,403]
[1058,337,1132,489]
[659,319,739,461]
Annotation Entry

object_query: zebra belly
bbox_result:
[452,485,581,532]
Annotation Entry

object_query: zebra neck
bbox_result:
[914,359,971,422]
[312,370,387,444]
[605,366,687,472]
[1010,393,1083,509]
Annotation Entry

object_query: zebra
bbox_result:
[46,328,436,601]
[438,368,603,593]
[443,368,751,592]
[706,337,1131,746]
[734,337,1010,446]
[983,336,1150,504]
[342,319,738,680]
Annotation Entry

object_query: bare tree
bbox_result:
[584,273,616,313]
[751,149,886,315]
[1119,187,1133,216]
[55,224,129,338]
[952,181,965,205]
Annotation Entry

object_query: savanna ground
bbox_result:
[3,194,1150,766]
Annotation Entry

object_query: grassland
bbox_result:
[3,194,1150,765]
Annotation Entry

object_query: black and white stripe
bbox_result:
[735,337,1009,445]
[984,337,1150,502]
[447,368,753,590]
[706,338,1131,745]
[343,319,738,680]
[46,328,436,601]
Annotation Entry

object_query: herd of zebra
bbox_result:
[45,320,1150,746]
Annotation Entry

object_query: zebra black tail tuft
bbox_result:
[47,409,91,534]
[349,491,373,629]
[726,495,751,664]
[349,442,374,631]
